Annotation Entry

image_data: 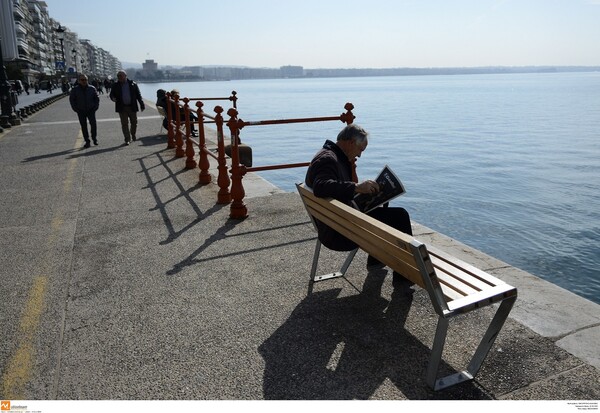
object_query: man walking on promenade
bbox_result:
[109,70,145,145]
[69,74,100,148]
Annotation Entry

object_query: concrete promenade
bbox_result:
[0,92,599,402]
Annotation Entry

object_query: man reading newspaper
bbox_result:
[305,124,414,293]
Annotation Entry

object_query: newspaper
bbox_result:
[352,165,406,213]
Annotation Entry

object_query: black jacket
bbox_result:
[305,140,358,251]
[109,79,145,113]
[69,84,99,114]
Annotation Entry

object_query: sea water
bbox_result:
[139,72,600,304]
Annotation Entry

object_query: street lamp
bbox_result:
[55,25,66,62]
[55,25,66,91]
[72,48,78,78]
[55,25,66,70]
[0,36,16,129]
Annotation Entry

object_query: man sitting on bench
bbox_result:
[305,124,414,293]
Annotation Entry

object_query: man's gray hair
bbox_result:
[337,124,369,144]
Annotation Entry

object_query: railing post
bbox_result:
[174,94,184,158]
[340,102,355,125]
[183,98,196,169]
[196,101,211,184]
[214,106,231,204]
[226,108,248,219]
[230,90,237,109]
[166,92,175,149]
[340,102,358,181]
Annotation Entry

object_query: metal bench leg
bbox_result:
[426,316,449,389]
[312,248,357,282]
[310,240,323,282]
[308,242,358,293]
[427,296,517,391]
[466,295,516,376]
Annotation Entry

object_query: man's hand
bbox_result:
[355,180,380,195]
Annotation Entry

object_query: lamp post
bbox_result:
[55,25,66,92]
[71,48,78,79]
[55,25,66,64]
[0,37,16,130]
[55,25,66,70]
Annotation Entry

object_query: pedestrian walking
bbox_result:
[109,70,145,145]
[69,74,100,148]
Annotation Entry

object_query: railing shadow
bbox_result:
[140,134,168,147]
[258,271,495,400]
[138,149,226,245]
[167,221,313,276]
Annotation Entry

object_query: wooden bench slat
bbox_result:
[446,284,517,313]
[438,280,468,302]
[432,257,493,293]
[428,245,506,287]
[436,270,479,299]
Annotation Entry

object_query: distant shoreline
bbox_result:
[133,65,600,83]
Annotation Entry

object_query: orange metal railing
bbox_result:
[163,91,238,204]
[162,90,356,220]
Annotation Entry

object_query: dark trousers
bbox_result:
[118,106,138,142]
[366,206,413,268]
[77,112,97,143]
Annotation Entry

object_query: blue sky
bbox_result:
[44,0,600,68]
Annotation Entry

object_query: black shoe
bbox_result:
[124,141,130,146]
[367,262,386,272]
[367,255,385,271]
[83,142,91,148]
[93,140,98,145]
[132,135,136,141]
[191,131,198,137]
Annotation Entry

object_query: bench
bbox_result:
[296,183,517,391]
[157,105,167,133]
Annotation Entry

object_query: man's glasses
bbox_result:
[79,78,87,82]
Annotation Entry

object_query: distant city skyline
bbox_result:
[44,0,600,69]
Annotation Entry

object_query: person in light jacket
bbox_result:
[109,70,145,145]
[69,74,100,148]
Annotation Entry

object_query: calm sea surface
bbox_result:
[139,72,600,304]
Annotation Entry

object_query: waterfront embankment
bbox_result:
[0,95,598,401]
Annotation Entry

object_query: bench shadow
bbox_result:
[258,271,494,400]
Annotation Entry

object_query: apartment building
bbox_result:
[0,0,121,84]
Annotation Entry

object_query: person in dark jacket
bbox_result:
[69,74,100,148]
[156,88,198,135]
[305,124,414,291]
[156,89,169,130]
[109,70,145,145]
